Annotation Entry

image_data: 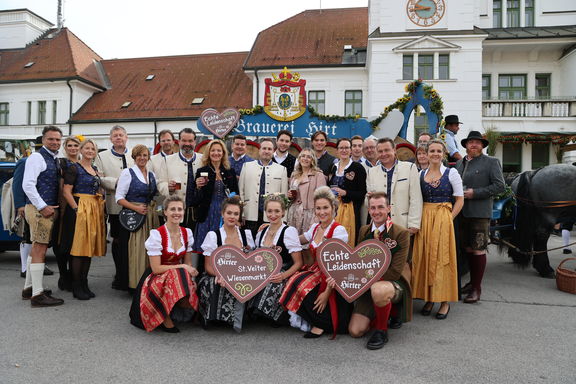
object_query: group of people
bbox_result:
[16,116,506,350]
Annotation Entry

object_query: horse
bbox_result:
[498,164,576,278]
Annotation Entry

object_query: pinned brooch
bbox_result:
[384,238,397,249]
[345,171,355,181]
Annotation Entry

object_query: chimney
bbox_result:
[57,0,64,30]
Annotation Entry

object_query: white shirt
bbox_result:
[115,165,156,202]
[255,224,302,253]
[22,146,58,210]
[304,221,348,248]
[422,165,464,197]
[145,226,195,256]
[371,223,386,233]
[445,130,460,157]
[274,151,288,164]
[333,159,353,176]
[201,226,256,256]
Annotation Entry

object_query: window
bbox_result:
[52,100,57,124]
[418,55,434,80]
[493,0,502,28]
[0,103,8,125]
[482,75,491,100]
[308,91,325,114]
[531,143,549,169]
[502,143,522,173]
[403,55,413,80]
[535,73,551,99]
[37,101,46,125]
[414,112,428,141]
[499,74,526,100]
[345,90,362,116]
[27,101,32,125]
[525,0,535,27]
[438,54,449,80]
[507,0,520,27]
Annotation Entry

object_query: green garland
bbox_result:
[371,79,444,129]
[307,106,360,121]
[238,105,264,115]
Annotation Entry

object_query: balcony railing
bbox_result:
[482,98,576,118]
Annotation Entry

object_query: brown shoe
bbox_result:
[22,287,53,300]
[30,292,64,307]
[463,289,481,304]
[461,282,473,294]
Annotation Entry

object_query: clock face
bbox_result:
[406,0,445,27]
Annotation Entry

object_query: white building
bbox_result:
[0,2,575,170]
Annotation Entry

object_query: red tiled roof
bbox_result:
[0,28,104,88]
[244,7,368,69]
[70,52,253,122]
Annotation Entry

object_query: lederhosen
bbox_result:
[248,226,291,321]
[197,228,249,331]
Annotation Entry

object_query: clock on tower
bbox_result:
[406,0,446,27]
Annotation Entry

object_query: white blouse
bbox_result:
[115,165,156,203]
[145,226,194,256]
[201,226,256,256]
[333,159,353,177]
[255,224,302,253]
[304,220,348,248]
[422,165,464,197]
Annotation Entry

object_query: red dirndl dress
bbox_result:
[138,225,199,332]
[279,221,351,337]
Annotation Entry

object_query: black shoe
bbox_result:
[58,275,72,291]
[111,280,128,291]
[82,279,95,298]
[22,287,53,300]
[43,266,54,276]
[366,330,388,350]
[461,282,473,294]
[31,292,64,307]
[563,249,572,254]
[420,302,434,316]
[303,331,323,339]
[158,324,180,333]
[72,282,90,300]
[20,271,26,278]
[435,304,451,320]
[388,316,402,329]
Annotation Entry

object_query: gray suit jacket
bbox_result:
[455,154,505,218]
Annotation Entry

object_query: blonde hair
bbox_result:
[292,148,321,179]
[264,194,287,212]
[131,144,150,159]
[314,186,338,212]
[79,139,98,152]
[163,195,184,212]
[201,140,230,169]
[64,136,81,147]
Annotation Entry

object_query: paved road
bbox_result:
[1,235,575,384]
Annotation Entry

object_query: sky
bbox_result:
[4,0,368,59]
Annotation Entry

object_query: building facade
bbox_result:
[0,2,575,169]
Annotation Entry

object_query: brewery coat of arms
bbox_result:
[264,67,307,121]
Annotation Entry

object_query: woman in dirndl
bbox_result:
[248,194,302,324]
[197,196,255,332]
[279,186,351,339]
[328,138,366,246]
[61,139,106,300]
[129,195,199,333]
[286,148,326,234]
[412,139,464,320]
[53,135,81,291]
[116,144,160,290]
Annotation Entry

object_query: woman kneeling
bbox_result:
[130,196,199,333]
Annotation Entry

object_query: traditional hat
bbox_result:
[445,115,462,125]
[461,131,489,148]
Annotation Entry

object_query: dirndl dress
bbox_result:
[197,228,252,331]
[247,225,300,321]
[330,174,356,247]
[129,225,199,332]
[279,221,353,337]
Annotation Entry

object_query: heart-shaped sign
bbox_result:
[211,246,282,303]
[316,239,392,303]
[200,108,240,139]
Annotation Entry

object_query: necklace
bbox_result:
[265,225,280,246]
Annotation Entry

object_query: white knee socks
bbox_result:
[30,263,45,297]
[20,243,31,273]
[562,229,571,249]
[23,256,32,289]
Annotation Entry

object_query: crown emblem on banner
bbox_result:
[271,67,301,82]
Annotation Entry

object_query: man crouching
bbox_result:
[348,192,412,349]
